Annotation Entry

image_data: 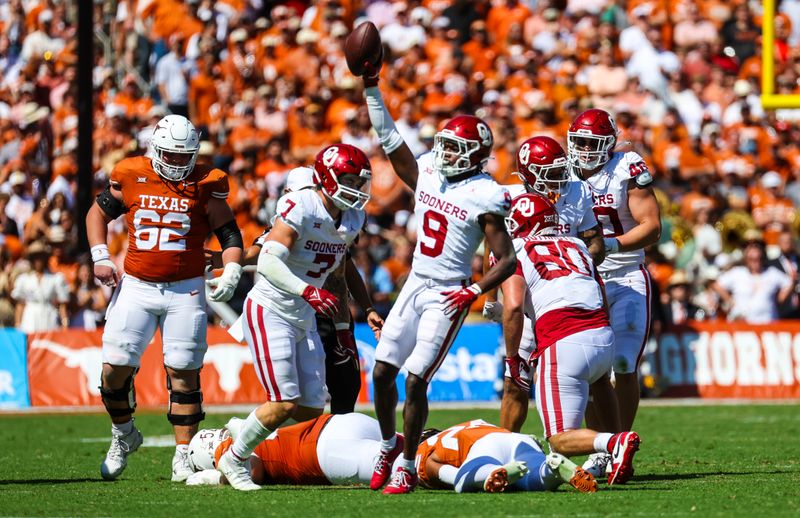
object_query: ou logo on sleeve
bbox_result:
[322,146,339,167]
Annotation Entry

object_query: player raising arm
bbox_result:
[350,24,516,494]
[86,115,243,482]
[215,144,371,491]
[501,193,640,485]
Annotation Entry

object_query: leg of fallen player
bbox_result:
[500,377,529,432]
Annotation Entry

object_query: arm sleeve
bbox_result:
[256,241,308,296]
[364,86,404,154]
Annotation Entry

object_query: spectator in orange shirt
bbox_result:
[486,0,531,52]
[290,103,332,163]
[381,236,414,288]
[189,56,220,133]
[752,171,795,246]
[228,107,270,162]
[462,20,497,75]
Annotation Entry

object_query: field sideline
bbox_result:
[1,404,798,517]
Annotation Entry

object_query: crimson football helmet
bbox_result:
[433,115,494,178]
[516,136,569,196]
[313,144,372,210]
[567,108,618,170]
[505,193,558,239]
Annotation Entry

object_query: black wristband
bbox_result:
[365,306,377,316]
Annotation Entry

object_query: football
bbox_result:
[344,21,382,76]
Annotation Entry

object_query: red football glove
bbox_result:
[441,284,482,320]
[363,53,382,88]
[333,327,360,370]
[301,285,339,319]
[505,354,532,391]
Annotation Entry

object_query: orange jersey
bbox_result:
[110,156,229,282]
[252,414,332,485]
[416,420,510,488]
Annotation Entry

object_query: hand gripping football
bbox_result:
[344,21,383,77]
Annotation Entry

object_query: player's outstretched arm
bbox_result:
[478,213,517,292]
[501,274,531,391]
[86,181,124,287]
[607,186,661,254]
[363,81,419,191]
[345,257,384,340]
[206,198,243,302]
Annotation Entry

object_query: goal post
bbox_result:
[761,0,800,108]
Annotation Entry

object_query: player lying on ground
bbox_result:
[417,419,596,493]
[501,193,640,485]
[183,414,593,493]
[207,166,383,414]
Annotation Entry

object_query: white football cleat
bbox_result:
[225,417,245,441]
[217,450,260,491]
[582,452,611,479]
[100,427,143,481]
[186,469,224,486]
[172,448,193,482]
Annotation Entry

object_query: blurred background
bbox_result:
[0,0,798,341]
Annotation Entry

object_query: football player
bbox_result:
[216,144,371,491]
[482,136,605,433]
[501,193,640,485]
[86,114,244,482]
[417,420,596,493]
[359,62,518,493]
[567,109,661,475]
[209,167,383,414]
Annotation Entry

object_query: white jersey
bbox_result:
[506,178,597,237]
[412,152,510,281]
[584,151,650,273]
[249,188,364,329]
[514,234,609,355]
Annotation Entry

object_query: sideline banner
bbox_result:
[26,324,504,407]
[655,321,800,398]
[0,328,30,409]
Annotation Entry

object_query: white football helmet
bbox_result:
[150,114,200,182]
[187,428,230,472]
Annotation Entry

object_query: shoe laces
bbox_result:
[173,450,191,472]
[388,468,412,487]
[108,434,134,460]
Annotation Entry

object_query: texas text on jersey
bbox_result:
[111,155,229,282]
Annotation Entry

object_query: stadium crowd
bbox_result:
[0,0,799,333]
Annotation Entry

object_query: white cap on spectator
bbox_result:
[262,35,281,47]
[431,16,449,29]
[198,141,215,156]
[733,79,752,97]
[482,90,501,104]
[285,167,316,193]
[104,104,127,119]
[761,171,782,189]
[631,3,653,18]
[148,105,167,119]
[9,171,26,186]
[297,29,319,44]
[254,17,269,29]
[38,9,53,24]
[331,21,348,38]
[19,102,49,127]
[410,7,433,26]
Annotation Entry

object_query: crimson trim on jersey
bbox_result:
[634,265,652,369]
[531,307,609,359]
[422,307,467,382]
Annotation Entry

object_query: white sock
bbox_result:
[112,420,133,436]
[380,435,397,452]
[230,410,271,461]
[175,444,188,455]
[438,464,459,486]
[277,418,298,429]
[400,458,415,473]
[594,433,614,453]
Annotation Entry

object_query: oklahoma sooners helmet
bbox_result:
[187,428,230,471]
[312,143,372,210]
[516,136,569,196]
[150,114,200,182]
[567,108,618,170]
[433,115,494,178]
[505,193,559,239]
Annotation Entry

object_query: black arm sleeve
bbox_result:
[96,186,126,219]
[214,220,243,250]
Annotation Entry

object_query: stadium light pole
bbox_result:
[76,0,94,252]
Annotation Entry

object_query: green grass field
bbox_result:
[1,404,798,517]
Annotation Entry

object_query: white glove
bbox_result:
[206,263,243,302]
[186,469,223,486]
[482,300,504,323]
[604,237,620,254]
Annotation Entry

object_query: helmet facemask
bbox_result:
[433,131,484,177]
[151,148,198,182]
[567,132,615,170]
[327,170,372,210]
[528,159,569,197]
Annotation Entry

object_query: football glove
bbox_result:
[302,285,339,319]
[482,300,504,323]
[333,325,359,369]
[505,354,531,391]
[441,283,482,320]
[207,263,242,302]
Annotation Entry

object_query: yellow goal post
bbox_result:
[762,0,800,108]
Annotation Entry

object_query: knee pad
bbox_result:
[166,372,205,426]
[100,370,137,417]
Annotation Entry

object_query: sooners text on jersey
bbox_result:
[413,153,510,281]
[111,156,229,282]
